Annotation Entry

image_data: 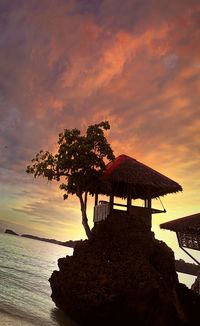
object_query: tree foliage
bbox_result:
[26,121,115,239]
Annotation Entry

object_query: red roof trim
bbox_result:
[104,154,136,177]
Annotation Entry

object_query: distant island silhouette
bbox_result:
[5,229,19,236]
[4,229,77,248]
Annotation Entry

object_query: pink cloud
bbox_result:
[0,0,199,240]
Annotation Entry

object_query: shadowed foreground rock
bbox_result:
[49,213,200,325]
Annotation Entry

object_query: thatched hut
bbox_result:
[160,213,200,263]
[93,154,182,229]
[160,213,200,294]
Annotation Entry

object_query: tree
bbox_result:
[26,121,115,239]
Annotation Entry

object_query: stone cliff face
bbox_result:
[49,212,200,325]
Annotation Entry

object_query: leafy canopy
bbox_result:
[27,121,115,199]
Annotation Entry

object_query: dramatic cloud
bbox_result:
[0,0,199,247]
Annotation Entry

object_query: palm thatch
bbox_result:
[99,155,182,199]
[160,213,200,235]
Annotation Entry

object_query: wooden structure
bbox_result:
[160,213,200,294]
[93,154,182,229]
[160,213,200,265]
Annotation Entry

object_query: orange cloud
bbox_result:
[0,0,200,247]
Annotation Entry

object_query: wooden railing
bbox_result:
[93,203,163,224]
[93,203,110,223]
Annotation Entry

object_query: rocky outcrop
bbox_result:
[175,259,199,276]
[49,212,200,325]
[5,229,19,236]
[21,234,77,248]
[191,273,200,294]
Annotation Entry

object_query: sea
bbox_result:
[0,233,196,326]
[0,233,78,326]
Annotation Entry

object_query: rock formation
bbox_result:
[191,273,200,295]
[5,229,19,236]
[175,259,199,276]
[21,233,77,248]
[49,212,200,325]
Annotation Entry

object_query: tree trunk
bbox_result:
[84,191,88,210]
[79,193,92,239]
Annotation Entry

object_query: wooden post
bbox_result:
[110,194,114,214]
[147,197,152,210]
[127,189,132,215]
[147,187,152,229]
[144,199,148,208]
[95,193,98,206]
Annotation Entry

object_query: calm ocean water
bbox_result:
[0,233,78,326]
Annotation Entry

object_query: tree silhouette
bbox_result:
[26,121,115,239]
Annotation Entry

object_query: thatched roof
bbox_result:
[160,213,200,235]
[99,154,182,199]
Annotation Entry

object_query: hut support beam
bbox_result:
[147,188,152,228]
[109,194,114,214]
[147,197,152,210]
[95,193,98,206]
[180,247,200,265]
[127,193,132,215]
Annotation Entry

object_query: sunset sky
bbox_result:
[0,0,200,263]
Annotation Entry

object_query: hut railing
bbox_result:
[93,203,152,224]
[94,203,110,223]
